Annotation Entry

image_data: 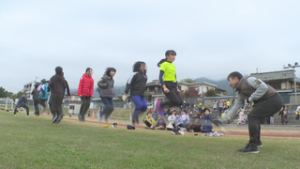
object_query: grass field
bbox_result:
[1,111,300,169]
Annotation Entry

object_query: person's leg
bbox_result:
[23,105,29,116]
[246,94,283,148]
[82,97,91,120]
[131,96,146,125]
[144,121,151,128]
[104,98,114,123]
[14,104,20,115]
[101,97,113,123]
[161,83,183,108]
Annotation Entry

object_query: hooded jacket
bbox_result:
[17,96,28,106]
[125,70,147,96]
[78,74,94,97]
[97,75,115,98]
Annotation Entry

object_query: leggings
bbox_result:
[161,82,183,108]
[79,96,91,117]
[131,95,148,124]
[100,97,114,123]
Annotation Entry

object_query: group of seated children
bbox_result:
[143,107,213,135]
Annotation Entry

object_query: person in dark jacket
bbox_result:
[78,67,94,121]
[124,61,148,126]
[97,67,116,124]
[214,71,283,153]
[201,108,213,133]
[14,93,29,116]
[31,83,40,116]
[48,67,70,123]
[186,108,202,132]
[38,79,49,114]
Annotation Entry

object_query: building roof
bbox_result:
[178,81,218,87]
[146,80,161,87]
[250,69,295,81]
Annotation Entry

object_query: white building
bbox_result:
[23,81,36,100]
[178,82,226,95]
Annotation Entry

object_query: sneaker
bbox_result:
[257,141,263,147]
[171,131,176,134]
[56,115,62,123]
[237,144,259,154]
[145,127,150,129]
[175,131,182,135]
[179,130,184,135]
[52,116,57,123]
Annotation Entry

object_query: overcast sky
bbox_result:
[0,0,299,93]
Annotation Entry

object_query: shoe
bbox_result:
[245,141,263,147]
[238,144,259,153]
[179,130,184,135]
[175,131,182,135]
[171,131,176,134]
[56,115,62,123]
[78,114,84,121]
[257,141,263,147]
[52,116,57,123]
[145,127,150,129]
[150,127,155,130]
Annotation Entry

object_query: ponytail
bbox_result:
[157,58,167,67]
[157,50,177,67]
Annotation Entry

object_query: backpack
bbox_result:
[39,84,49,100]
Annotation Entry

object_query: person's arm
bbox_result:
[223,95,244,121]
[159,70,165,86]
[125,73,137,95]
[246,77,269,103]
[78,77,83,96]
[90,79,94,97]
[98,77,108,88]
[65,80,70,96]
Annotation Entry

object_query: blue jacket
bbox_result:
[17,96,28,106]
[202,114,213,133]
[39,84,49,100]
[173,117,183,125]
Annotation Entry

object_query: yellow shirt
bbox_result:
[160,61,177,82]
[226,101,231,106]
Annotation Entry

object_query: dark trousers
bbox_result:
[14,104,29,115]
[161,82,183,108]
[144,121,152,128]
[50,93,64,117]
[248,94,283,145]
[100,97,114,122]
[79,96,91,117]
[131,95,148,124]
[33,99,40,115]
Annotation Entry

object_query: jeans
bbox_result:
[100,97,114,123]
[131,95,148,124]
[14,104,29,115]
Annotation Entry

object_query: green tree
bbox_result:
[0,87,8,98]
[12,91,23,100]
[181,78,195,83]
[205,89,218,97]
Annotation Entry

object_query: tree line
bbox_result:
[0,87,23,100]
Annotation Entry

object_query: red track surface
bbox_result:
[63,117,300,138]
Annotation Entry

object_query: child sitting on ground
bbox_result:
[186,108,202,132]
[201,108,213,133]
[143,112,156,129]
[172,112,184,135]
[154,114,166,130]
[181,110,190,128]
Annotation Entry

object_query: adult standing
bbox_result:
[125,62,148,126]
[78,68,94,121]
[97,67,116,124]
[214,71,283,153]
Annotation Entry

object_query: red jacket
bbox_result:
[78,74,94,97]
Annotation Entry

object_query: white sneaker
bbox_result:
[179,130,185,135]
[171,131,176,134]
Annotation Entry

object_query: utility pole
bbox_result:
[283,62,300,104]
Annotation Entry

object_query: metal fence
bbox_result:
[0,98,14,110]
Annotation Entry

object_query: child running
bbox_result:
[38,79,49,114]
[78,68,94,121]
[155,50,183,114]
[124,61,148,126]
[97,67,116,125]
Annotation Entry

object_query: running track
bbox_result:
[62,117,300,138]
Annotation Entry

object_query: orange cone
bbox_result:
[92,112,95,119]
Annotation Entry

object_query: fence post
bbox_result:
[5,98,8,110]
